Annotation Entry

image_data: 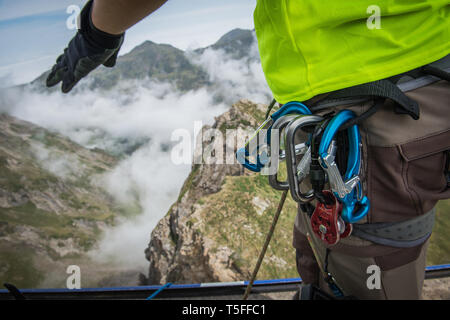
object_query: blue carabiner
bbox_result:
[267,101,312,146]
[270,101,312,121]
[236,101,312,172]
[341,191,370,223]
[318,110,370,223]
[236,147,268,172]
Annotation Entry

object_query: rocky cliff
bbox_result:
[144,99,301,284]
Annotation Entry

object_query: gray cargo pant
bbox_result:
[293,79,450,299]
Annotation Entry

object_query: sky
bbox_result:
[0,0,256,86]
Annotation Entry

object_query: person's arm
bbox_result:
[91,0,167,35]
[46,0,167,93]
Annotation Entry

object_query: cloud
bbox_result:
[89,141,191,269]
[0,72,14,88]
[0,36,271,279]
[0,79,228,273]
[30,141,85,181]
[187,37,272,105]
[0,55,56,87]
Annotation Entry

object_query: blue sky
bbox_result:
[0,0,256,86]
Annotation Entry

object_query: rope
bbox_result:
[3,283,26,300]
[146,282,172,300]
[242,189,288,300]
[265,98,277,119]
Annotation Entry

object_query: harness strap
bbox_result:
[307,54,450,117]
[326,79,420,120]
[352,208,435,248]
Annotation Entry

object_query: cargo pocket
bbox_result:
[398,129,450,216]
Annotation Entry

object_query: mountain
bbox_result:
[0,113,141,288]
[30,28,257,93]
[198,28,258,60]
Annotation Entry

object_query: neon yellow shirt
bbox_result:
[254,0,450,103]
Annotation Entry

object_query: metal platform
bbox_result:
[1,264,449,300]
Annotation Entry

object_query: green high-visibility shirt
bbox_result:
[254,0,450,103]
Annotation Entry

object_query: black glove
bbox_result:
[46,0,124,93]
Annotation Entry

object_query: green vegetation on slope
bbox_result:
[195,173,300,280]
[427,200,450,265]
[0,243,45,288]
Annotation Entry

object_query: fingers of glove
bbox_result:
[46,54,67,87]
[61,56,101,93]
[61,71,78,94]
[103,49,119,68]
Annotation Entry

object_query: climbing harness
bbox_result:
[237,55,450,299]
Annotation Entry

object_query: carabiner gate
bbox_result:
[318,110,370,223]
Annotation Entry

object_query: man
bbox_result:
[47,0,450,299]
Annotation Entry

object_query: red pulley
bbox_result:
[310,190,352,245]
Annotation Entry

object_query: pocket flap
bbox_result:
[399,129,450,161]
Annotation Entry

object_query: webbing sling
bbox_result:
[352,208,436,248]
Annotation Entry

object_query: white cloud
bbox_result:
[0,30,271,279]
[0,55,55,87]
[0,79,228,271]
[30,142,85,181]
[188,37,271,105]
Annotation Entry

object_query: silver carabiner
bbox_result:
[320,140,360,199]
[266,114,299,190]
[284,114,324,203]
